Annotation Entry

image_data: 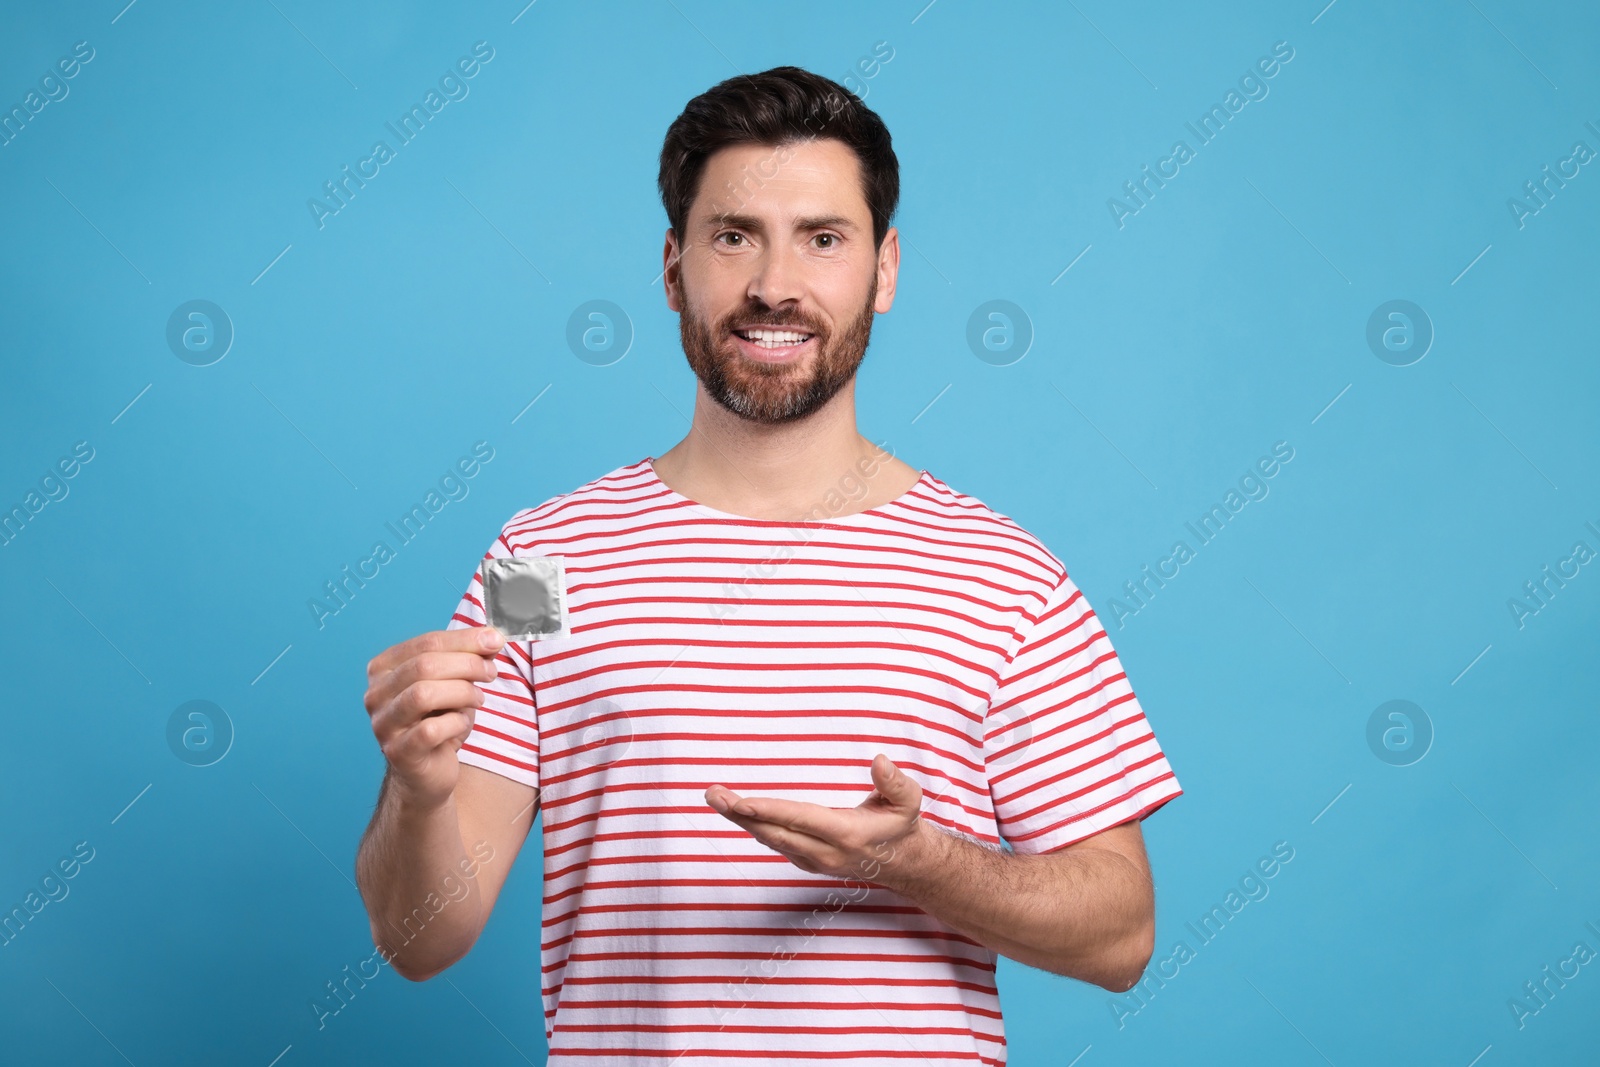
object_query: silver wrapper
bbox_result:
[481,556,568,640]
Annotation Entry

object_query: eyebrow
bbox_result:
[701,212,859,234]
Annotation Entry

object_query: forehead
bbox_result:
[691,138,869,226]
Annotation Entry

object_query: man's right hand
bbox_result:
[364,626,506,810]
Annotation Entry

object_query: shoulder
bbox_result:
[904,470,1069,597]
[493,457,661,552]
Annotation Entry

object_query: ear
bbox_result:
[873,226,899,314]
[663,228,684,312]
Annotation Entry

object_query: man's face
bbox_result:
[665,137,897,424]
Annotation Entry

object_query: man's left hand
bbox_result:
[705,753,934,883]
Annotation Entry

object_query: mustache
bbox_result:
[721,312,821,333]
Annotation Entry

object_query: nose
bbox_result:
[747,241,806,311]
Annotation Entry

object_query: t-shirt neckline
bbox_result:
[642,456,928,524]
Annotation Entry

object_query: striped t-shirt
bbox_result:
[446,456,1182,1065]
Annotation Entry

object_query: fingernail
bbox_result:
[480,628,501,648]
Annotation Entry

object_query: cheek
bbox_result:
[813,278,872,327]
[691,261,751,313]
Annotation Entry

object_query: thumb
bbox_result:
[871,753,919,802]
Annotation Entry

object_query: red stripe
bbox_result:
[564,562,1032,602]
[1033,783,1185,852]
[1004,747,1173,824]
[1009,776,1183,846]
[535,705,982,753]
[988,687,1138,785]
[569,569,1038,624]
[542,591,1026,647]
[550,922,984,947]
[569,545,1048,598]
[986,683,1130,773]
[554,1022,996,1038]
[550,973,999,993]
[540,799,989,841]
[986,647,1120,725]
[556,998,1003,1020]
[540,739,989,789]
[544,948,997,976]
[533,633,1001,681]
[458,742,536,775]
[541,679,978,724]
[545,1047,998,1062]
[541,652,997,705]
[540,900,940,925]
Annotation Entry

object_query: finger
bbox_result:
[715,792,848,842]
[865,754,923,810]
[399,647,503,693]
[386,708,474,764]
[709,799,841,853]
[731,816,834,861]
[375,677,485,738]
[705,784,744,809]
[447,707,478,752]
[371,647,501,715]
[368,626,503,681]
[417,708,474,751]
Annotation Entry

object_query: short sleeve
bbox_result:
[445,522,540,791]
[983,571,1181,854]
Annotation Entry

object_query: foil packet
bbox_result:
[480,555,570,641]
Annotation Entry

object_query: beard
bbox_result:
[678,273,878,424]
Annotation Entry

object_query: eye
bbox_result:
[814,234,838,249]
[715,231,746,247]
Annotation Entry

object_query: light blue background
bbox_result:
[2,1,1597,1064]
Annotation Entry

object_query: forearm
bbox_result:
[876,820,1152,989]
[354,769,483,981]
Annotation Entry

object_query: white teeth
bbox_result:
[739,329,811,348]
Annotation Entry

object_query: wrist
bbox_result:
[388,770,454,820]
[873,817,950,897]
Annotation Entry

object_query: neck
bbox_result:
[651,380,917,521]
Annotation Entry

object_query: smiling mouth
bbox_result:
[733,327,816,349]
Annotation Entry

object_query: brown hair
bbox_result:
[657,66,900,250]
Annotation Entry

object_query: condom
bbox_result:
[480,556,569,641]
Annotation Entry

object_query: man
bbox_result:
[358,66,1182,1064]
